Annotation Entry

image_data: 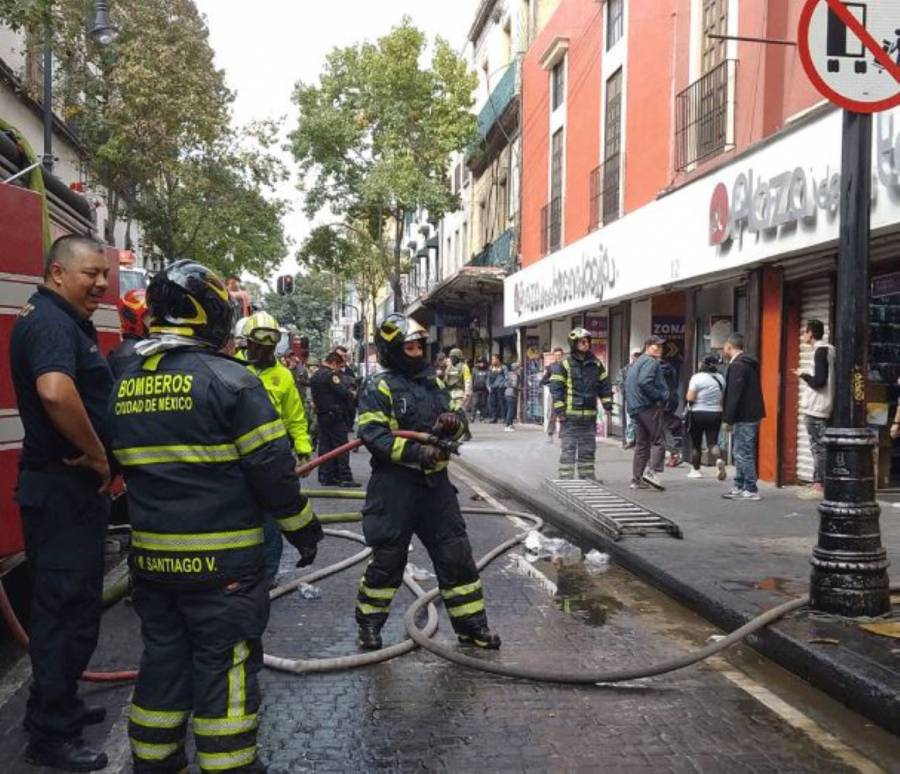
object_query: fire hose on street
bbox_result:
[0,428,896,687]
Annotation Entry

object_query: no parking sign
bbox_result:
[798,0,900,113]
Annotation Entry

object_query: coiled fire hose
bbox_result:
[1,429,895,686]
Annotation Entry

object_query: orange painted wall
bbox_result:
[520,0,603,267]
[520,2,828,266]
[758,267,783,484]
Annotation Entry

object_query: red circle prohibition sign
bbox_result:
[798,0,900,113]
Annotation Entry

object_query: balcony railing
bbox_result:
[477,60,520,141]
[674,59,736,172]
[540,197,563,257]
[470,228,516,268]
[589,153,622,231]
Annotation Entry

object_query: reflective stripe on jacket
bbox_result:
[548,353,613,418]
[357,367,452,479]
[108,348,320,585]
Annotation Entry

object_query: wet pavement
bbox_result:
[458,422,900,736]
[0,450,899,772]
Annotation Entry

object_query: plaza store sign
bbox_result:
[709,112,900,247]
[510,244,617,320]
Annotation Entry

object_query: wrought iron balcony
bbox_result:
[470,228,516,268]
[589,153,621,231]
[540,197,563,257]
[675,59,736,171]
[477,60,520,141]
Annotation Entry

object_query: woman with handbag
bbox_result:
[685,354,727,480]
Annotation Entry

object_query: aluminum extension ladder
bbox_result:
[545,479,683,541]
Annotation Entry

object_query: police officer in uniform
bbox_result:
[354,314,500,651]
[10,235,113,772]
[107,260,322,774]
[108,287,149,378]
[310,352,358,486]
[549,327,614,480]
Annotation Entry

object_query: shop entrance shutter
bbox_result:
[795,276,833,483]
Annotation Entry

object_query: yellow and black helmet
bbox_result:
[146,260,234,349]
[375,313,428,373]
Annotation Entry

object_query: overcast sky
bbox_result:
[193,0,479,282]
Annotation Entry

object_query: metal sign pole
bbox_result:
[809,110,891,616]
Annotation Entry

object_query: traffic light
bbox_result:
[352,319,365,341]
[276,275,294,295]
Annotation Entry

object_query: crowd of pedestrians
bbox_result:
[458,321,841,505]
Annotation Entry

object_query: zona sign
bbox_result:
[798,0,900,113]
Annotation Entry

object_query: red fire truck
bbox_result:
[0,142,121,570]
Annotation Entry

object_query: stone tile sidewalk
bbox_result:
[456,421,900,735]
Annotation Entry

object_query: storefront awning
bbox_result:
[415,265,506,313]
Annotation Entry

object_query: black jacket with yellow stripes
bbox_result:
[357,367,451,485]
[107,347,321,585]
[549,352,614,418]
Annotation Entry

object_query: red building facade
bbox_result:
[509,0,900,488]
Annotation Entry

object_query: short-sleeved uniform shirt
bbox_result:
[10,286,113,467]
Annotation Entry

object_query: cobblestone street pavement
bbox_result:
[1,451,898,772]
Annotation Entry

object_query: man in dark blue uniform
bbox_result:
[10,235,113,772]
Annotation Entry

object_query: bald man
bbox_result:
[10,235,113,771]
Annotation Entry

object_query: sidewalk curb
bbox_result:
[454,457,900,736]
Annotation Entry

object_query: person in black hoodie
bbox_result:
[721,333,766,501]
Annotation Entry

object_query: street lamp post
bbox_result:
[41,1,118,173]
[809,111,891,617]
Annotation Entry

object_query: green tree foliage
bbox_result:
[297,223,392,325]
[0,0,288,278]
[133,121,290,277]
[290,18,476,309]
[263,271,340,360]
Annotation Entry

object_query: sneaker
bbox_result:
[629,479,649,490]
[687,468,703,479]
[716,459,727,481]
[797,484,824,501]
[641,471,665,491]
[721,487,744,499]
[738,490,761,501]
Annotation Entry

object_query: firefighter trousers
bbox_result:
[128,575,269,773]
[558,415,597,479]
[355,468,488,634]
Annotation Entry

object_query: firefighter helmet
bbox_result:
[242,311,282,346]
[569,327,592,353]
[375,313,428,374]
[117,288,148,339]
[146,260,234,348]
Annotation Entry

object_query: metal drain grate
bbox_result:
[545,479,683,541]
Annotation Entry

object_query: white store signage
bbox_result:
[505,106,900,328]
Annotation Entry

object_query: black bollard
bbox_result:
[809,110,890,617]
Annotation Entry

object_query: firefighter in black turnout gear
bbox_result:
[549,327,614,480]
[107,261,322,774]
[354,314,500,651]
[310,352,358,486]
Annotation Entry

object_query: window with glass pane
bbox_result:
[701,0,727,74]
[606,0,624,50]
[551,59,566,111]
